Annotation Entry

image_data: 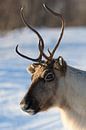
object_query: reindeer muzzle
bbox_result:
[20,98,40,115]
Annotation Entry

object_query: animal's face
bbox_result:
[16,4,66,115]
[20,57,67,115]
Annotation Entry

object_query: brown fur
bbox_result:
[20,57,67,115]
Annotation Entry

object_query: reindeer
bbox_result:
[16,4,86,130]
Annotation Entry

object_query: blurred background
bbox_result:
[0,0,86,31]
[0,0,86,130]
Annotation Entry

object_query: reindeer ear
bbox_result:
[54,56,67,73]
[58,56,65,66]
[27,64,35,73]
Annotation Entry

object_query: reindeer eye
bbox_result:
[45,72,55,82]
[42,70,55,82]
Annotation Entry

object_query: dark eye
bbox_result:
[41,69,55,82]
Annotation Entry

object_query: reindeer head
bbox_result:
[16,4,67,115]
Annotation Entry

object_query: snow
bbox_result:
[0,27,86,130]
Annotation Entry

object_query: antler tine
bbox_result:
[16,7,46,62]
[20,7,50,61]
[16,44,44,62]
[20,7,44,47]
[43,4,64,59]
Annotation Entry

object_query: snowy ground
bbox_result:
[0,27,86,130]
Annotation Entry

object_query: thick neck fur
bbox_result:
[59,66,86,130]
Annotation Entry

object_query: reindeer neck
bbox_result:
[67,65,86,80]
[61,65,86,130]
[65,65,86,105]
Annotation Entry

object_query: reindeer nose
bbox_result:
[20,100,29,111]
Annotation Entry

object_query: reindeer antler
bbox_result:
[38,4,64,62]
[16,4,64,64]
[16,7,44,63]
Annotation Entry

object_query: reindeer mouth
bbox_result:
[20,104,40,115]
[24,108,36,115]
[20,99,40,115]
[24,107,40,115]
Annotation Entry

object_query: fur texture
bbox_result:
[59,66,86,130]
[20,59,86,130]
